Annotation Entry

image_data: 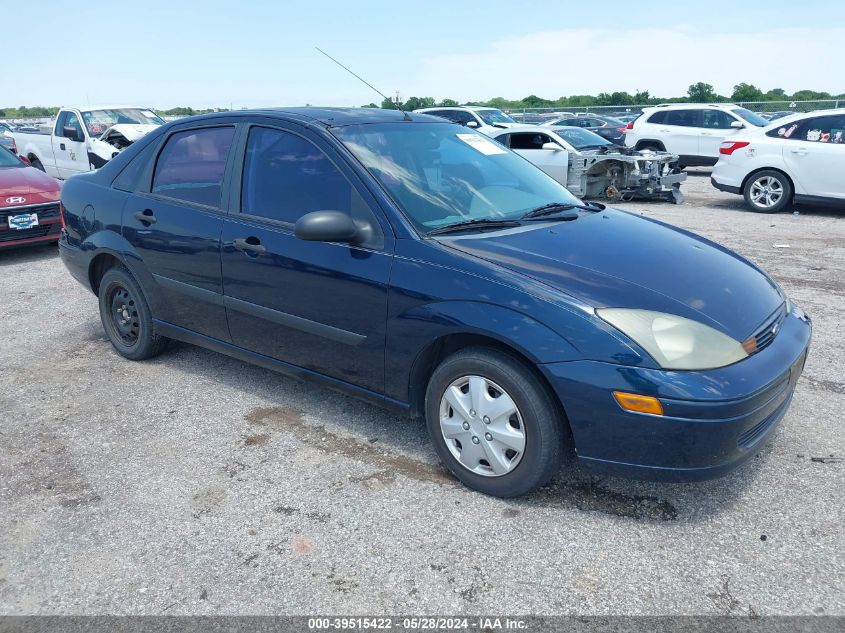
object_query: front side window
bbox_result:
[152,126,235,207]
[335,122,580,233]
[665,110,701,127]
[57,112,84,139]
[702,110,737,129]
[241,127,362,226]
[508,133,555,150]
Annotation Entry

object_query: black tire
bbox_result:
[743,169,793,213]
[98,265,168,360]
[424,347,570,497]
[30,157,45,172]
[636,141,665,152]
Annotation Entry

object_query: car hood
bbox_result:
[0,166,61,203]
[97,124,159,142]
[441,209,783,340]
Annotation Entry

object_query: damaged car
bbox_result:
[490,125,686,203]
[15,106,164,179]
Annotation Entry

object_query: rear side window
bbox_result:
[792,115,845,143]
[646,111,667,124]
[241,127,362,225]
[152,126,235,208]
[113,142,157,192]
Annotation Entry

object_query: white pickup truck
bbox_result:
[15,105,164,179]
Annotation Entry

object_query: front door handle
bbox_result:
[60,143,66,151]
[133,209,157,225]
[233,237,266,255]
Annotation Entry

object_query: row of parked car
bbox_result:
[414,103,845,213]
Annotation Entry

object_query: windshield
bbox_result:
[475,109,516,126]
[334,122,580,233]
[553,127,611,149]
[81,108,165,137]
[0,146,23,168]
[731,108,769,128]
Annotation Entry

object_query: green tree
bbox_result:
[790,89,833,101]
[402,96,435,111]
[687,82,717,102]
[521,94,553,108]
[380,97,397,109]
[438,98,459,106]
[361,102,379,109]
[731,83,764,102]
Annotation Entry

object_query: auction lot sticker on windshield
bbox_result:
[456,133,506,155]
[7,213,38,230]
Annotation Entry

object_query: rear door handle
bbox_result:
[133,209,157,225]
[233,237,266,255]
[790,147,809,155]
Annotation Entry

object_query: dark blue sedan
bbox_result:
[58,108,811,497]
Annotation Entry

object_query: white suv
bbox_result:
[625,104,769,168]
[413,106,520,136]
[711,109,845,213]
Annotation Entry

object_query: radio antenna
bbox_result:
[315,47,411,121]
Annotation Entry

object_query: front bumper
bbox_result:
[541,305,811,481]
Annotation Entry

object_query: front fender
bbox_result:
[384,300,582,404]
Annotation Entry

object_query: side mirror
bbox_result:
[541,142,563,151]
[466,120,479,128]
[63,126,84,142]
[294,210,362,244]
[730,120,745,129]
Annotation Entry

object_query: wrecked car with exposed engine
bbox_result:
[14,106,164,179]
[490,125,686,203]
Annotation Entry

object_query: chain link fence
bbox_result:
[504,100,842,123]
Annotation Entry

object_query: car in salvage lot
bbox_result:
[0,145,62,249]
[489,125,686,203]
[57,107,812,498]
[542,114,629,145]
[15,105,165,178]
[711,109,845,213]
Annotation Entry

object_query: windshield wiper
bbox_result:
[520,201,604,219]
[427,218,521,236]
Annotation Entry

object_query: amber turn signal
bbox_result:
[613,391,664,415]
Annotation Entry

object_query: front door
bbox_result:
[54,111,88,178]
[221,123,393,395]
[505,132,570,185]
[122,124,237,341]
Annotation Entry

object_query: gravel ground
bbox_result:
[0,170,843,616]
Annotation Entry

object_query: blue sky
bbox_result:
[6,0,845,108]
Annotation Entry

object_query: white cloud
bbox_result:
[412,26,845,102]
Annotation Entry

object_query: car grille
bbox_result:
[743,304,787,355]
[0,202,61,242]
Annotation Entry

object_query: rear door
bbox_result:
[782,114,845,199]
[54,111,88,178]
[662,109,702,158]
[122,123,237,341]
[220,121,394,394]
[502,131,569,184]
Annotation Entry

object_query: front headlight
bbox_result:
[597,308,748,370]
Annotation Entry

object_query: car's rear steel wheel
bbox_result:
[107,285,140,346]
[97,265,169,360]
[439,375,526,477]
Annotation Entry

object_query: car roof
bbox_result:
[487,125,557,135]
[414,106,498,112]
[643,103,741,112]
[68,105,152,113]
[171,107,449,128]
[761,107,845,129]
